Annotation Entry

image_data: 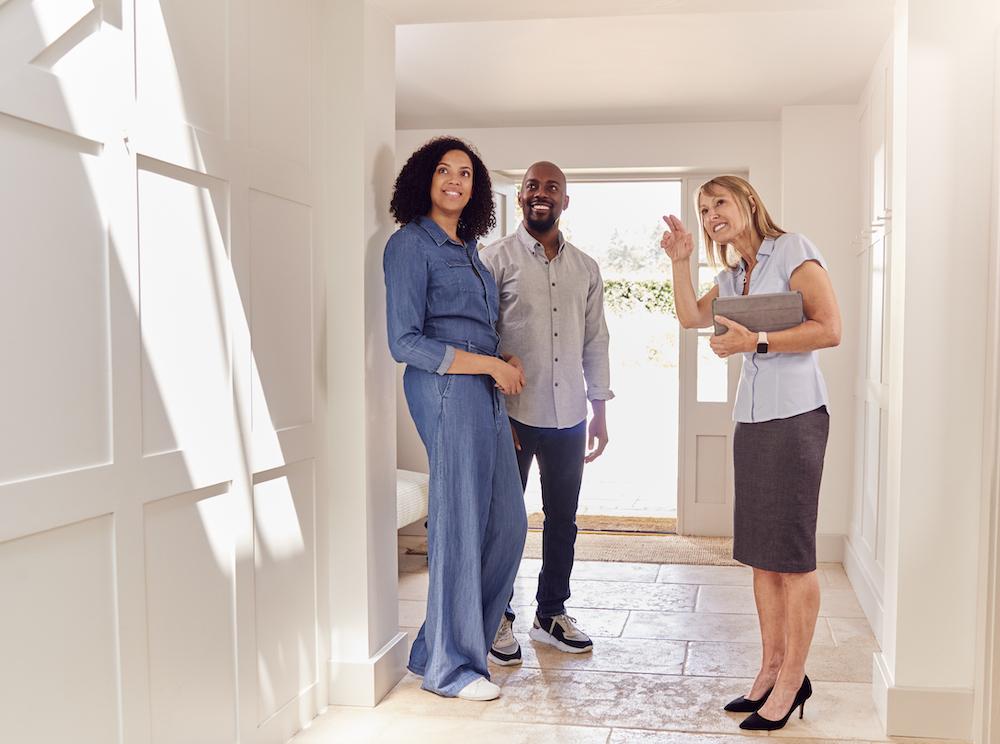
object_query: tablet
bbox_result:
[712,291,804,335]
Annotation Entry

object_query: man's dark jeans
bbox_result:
[505,417,586,620]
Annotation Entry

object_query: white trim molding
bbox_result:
[328,631,409,707]
[844,535,885,648]
[816,533,846,564]
[874,653,975,740]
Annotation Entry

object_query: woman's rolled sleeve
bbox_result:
[383,234,454,374]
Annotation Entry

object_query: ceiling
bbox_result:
[373,0,894,130]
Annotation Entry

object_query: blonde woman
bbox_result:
[660,175,841,731]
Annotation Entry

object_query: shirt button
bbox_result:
[554,332,558,337]
[551,282,556,287]
[553,307,557,312]
[554,358,558,362]
[554,382,559,387]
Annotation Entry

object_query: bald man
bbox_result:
[480,161,614,664]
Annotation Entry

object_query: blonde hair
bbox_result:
[697,175,784,270]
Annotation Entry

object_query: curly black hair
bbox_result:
[390,136,495,241]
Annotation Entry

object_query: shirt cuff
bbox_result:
[435,345,457,375]
[587,389,615,402]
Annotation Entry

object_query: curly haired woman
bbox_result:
[383,137,528,701]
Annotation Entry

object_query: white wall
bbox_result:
[397,119,857,550]
[0,1,331,742]
[780,106,860,542]
[873,0,1000,739]
[324,0,407,705]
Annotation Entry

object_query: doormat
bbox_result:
[521,530,740,566]
[527,512,677,534]
[406,531,740,566]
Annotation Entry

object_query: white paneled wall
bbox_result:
[0,2,326,743]
[844,38,894,646]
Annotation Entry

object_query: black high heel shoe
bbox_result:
[723,685,773,713]
[739,675,812,731]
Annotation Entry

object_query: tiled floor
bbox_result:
[292,539,957,744]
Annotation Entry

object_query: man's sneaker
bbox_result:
[488,615,522,666]
[529,613,593,654]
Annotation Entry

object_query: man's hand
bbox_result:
[585,402,609,463]
[710,316,755,358]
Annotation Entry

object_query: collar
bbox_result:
[515,222,566,256]
[416,215,467,248]
[737,236,776,274]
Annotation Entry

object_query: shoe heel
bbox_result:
[799,701,805,719]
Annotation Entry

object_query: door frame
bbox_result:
[494,168,744,535]
[975,28,1000,744]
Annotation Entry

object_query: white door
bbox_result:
[485,170,520,244]
[1,3,325,743]
[677,176,741,536]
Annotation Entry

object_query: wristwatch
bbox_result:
[756,331,769,354]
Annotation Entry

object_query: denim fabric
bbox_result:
[505,418,586,619]
[384,216,526,696]
[403,369,527,696]
[384,216,501,372]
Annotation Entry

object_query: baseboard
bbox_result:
[872,653,975,740]
[817,532,845,563]
[328,631,408,707]
[843,536,885,647]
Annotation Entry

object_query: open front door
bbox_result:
[677,177,740,536]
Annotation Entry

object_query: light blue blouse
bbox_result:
[714,233,830,424]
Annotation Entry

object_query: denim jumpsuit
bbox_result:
[383,215,528,697]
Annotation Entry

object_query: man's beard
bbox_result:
[524,211,558,232]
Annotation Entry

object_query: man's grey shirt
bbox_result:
[481,223,614,429]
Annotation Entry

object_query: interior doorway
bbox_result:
[520,178,683,533]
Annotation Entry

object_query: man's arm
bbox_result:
[582,262,613,462]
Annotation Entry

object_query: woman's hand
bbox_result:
[504,354,527,391]
[710,316,755,358]
[491,358,525,396]
[660,214,695,263]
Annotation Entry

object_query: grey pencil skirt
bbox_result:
[732,406,830,573]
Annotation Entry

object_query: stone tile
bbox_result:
[513,633,686,675]
[694,584,867,619]
[397,570,429,600]
[623,611,835,647]
[561,579,698,612]
[519,558,660,583]
[767,681,889,740]
[293,707,611,744]
[657,565,754,586]
[695,585,757,614]
[510,605,630,638]
[608,731,861,743]
[399,599,426,628]
[480,668,765,732]
[821,564,853,589]
[828,617,879,649]
[685,641,875,683]
[512,577,540,606]
[624,611,762,644]
[819,588,866,619]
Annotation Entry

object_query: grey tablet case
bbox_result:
[712,291,804,335]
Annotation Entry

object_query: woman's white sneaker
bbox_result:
[457,676,500,701]
[529,613,593,653]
